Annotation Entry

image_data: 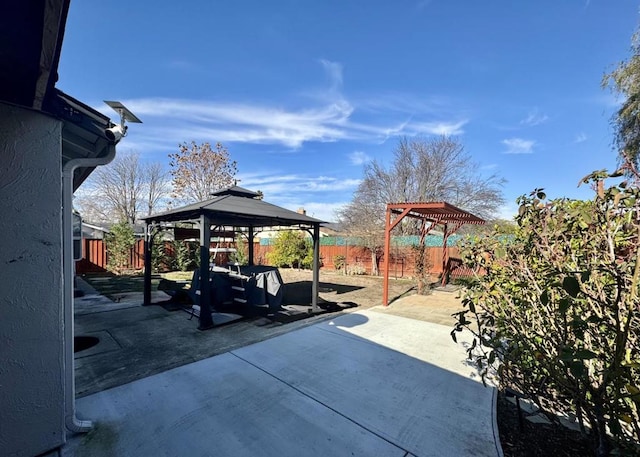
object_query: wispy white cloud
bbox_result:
[124,98,353,149]
[235,171,358,221]
[319,59,343,94]
[574,132,588,143]
[520,109,548,127]
[121,96,467,150]
[237,172,360,196]
[502,138,535,154]
[349,150,371,165]
[356,93,462,121]
[295,201,349,222]
[409,120,467,136]
[109,59,469,151]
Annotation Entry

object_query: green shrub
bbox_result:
[333,254,346,271]
[152,240,175,272]
[229,234,248,265]
[104,221,135,275]
[267,231,313,269]
[453,181,640,455]
[174,240,199,271]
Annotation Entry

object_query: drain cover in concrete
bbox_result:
[74,330,120,359]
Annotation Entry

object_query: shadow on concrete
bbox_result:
[283,280,363,304]
[73,300,358,398]
[66,311,501,457]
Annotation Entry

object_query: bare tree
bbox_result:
[169,141,238,203]
[144,162,171,217]
[336,193,386,275]
[337,136,505,275]
[94,152,141,224]
[74,151,170,223]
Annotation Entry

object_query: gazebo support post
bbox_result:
[312,223,320,312]
[143,222,152,307]
[248,225,254,266]
[198,214,214,330]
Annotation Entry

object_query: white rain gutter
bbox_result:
[62,146,116,433]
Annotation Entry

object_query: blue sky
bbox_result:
[59,1,639,222]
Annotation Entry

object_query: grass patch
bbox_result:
[82,273,161,300]
[161,271,193,282]
[82,271,195,300]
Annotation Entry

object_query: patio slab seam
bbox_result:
[229,351,410,456]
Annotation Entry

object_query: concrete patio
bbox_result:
[64,305,501,456]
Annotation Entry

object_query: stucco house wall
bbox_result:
[0,103,66,456]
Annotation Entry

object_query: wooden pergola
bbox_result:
[382,202,485,306]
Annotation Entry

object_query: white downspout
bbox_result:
[62,148,116,433]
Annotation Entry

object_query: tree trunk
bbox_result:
[370,250,379,276]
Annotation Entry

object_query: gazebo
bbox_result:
[142,186,325,330]
[382,201,484,306]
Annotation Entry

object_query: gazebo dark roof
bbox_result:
[142,186,325,330]
[143,186,325,227]
[211,185,261,198]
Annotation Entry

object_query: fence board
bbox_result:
[76,238,469,279]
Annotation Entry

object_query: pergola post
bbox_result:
[441,222,449,287]
[382,207,392,306]
[248,225,254,266]
[312,223,320,312]
[143,222,152,306]
[198,214,214,330]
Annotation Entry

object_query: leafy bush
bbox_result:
[267,231,313,269]
[104,221,135,275]
[333,254,346,271]
[174,240,199,271]
[347,262,367,275]
[229,234,248,265]
[151,240,175,272]
[452,179,640,456]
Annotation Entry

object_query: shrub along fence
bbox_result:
[76,239,144,274]
[76,235,470,279]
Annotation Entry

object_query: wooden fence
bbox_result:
[75,239,145,274]
[76,239,471,279]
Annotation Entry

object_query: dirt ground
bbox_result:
[278,267,465,328]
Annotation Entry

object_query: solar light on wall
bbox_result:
[104,100,142,143]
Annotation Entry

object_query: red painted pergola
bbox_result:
[382,202,485,306]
